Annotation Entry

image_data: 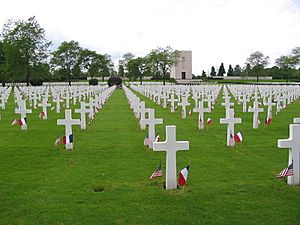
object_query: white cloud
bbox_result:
[0,0,300,74]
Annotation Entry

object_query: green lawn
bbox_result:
[0,87,299,225]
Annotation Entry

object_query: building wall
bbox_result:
[170,51,192,80]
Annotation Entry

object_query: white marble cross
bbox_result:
[140,109,163,148]
[248,100,263,129]
[193,100,210,129]
[178,96,190,119]
[57,109,81,150]
[222,97,234,116]
[15,100,32,130]
[220,108,242,146]
[153,125,189,190]
[161,92,168,108]
[168,93,178,113]
[53,95,63,113]
[264,96,276,118]
[38,98,51,120]
[75,102,90,129]
[277,124,300,185]
[63,93,72,109]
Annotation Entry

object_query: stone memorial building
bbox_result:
[170,51,192,81]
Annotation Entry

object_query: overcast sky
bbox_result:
[1,0,300,74]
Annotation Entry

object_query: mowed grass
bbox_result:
[0,87,299,225]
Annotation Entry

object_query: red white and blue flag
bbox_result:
[39,111,46,118]
[144,136,151,146]
[178,163,190,186]
[155,134,160,142]
[277,163,293,178]
[229,131,235,147]
[18,118,27,126]
[234,132,243,142]
[150,163,163,179]
[265,116,271,125]
[63,134,73,144]
[207,117,212,124]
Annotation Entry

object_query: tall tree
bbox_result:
[147,46,178,85]
[291,46,300,66]
[201,70,207,78]
[122,52,135,76]
[51,40,82,85]
[227,65,234,76]
[1,17,51,85]
[217,63,226,76]
[275,55,296,69]
[118,64,124,77]
[246,51,269,81]
[233,64,242,76]
[210,66,216,77]
[0,41,6,86]
[246,51,269,68]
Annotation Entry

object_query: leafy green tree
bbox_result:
[242,63,251,78]
[122,52,134,76]
[0,41,6,86]
[118,64,124,77]
[245,51,269,81]
[1,17,51,85]
[227,65,234,76]
[291,47,300,66]
[127,57,141,81]
[147,50,161,80]
[246,51,270,68]
[51,40,82,85]
[217,63,226,76]
[147,46,178,85]
[210,66,216,77]
[275,55,297,69]
[233,65,242,76]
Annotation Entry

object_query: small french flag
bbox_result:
[207,118,212,124]
[63,134,73,144]
[234,132,243,142]
[18,118,27,126]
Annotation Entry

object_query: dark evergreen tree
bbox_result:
[233,65,242,76]
[227,65,234,76]
[210,66,216,77]
[217,62,226,76]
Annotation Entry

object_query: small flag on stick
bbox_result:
[144,136,151,146]
[207,118,212,125]
[39,111,46,119]
[234,132,243,142]
[229,131,235,147]
[265,116,271,125]
[178,163,190,186]
[54,136,60,146]
[63,134,73,144]
[277,163,293,178]
[154,134,160,142]
[18,118,27,126]
[11,119,17,126]
[150,163,163,179]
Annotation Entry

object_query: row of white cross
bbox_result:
[123,85,190,190]
[129,83,300,186]
[11,85,115,149]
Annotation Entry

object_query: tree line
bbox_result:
[0,17,115,86]
[201,49,300,81]
[0,17,179,86]
[1,17,299,86]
